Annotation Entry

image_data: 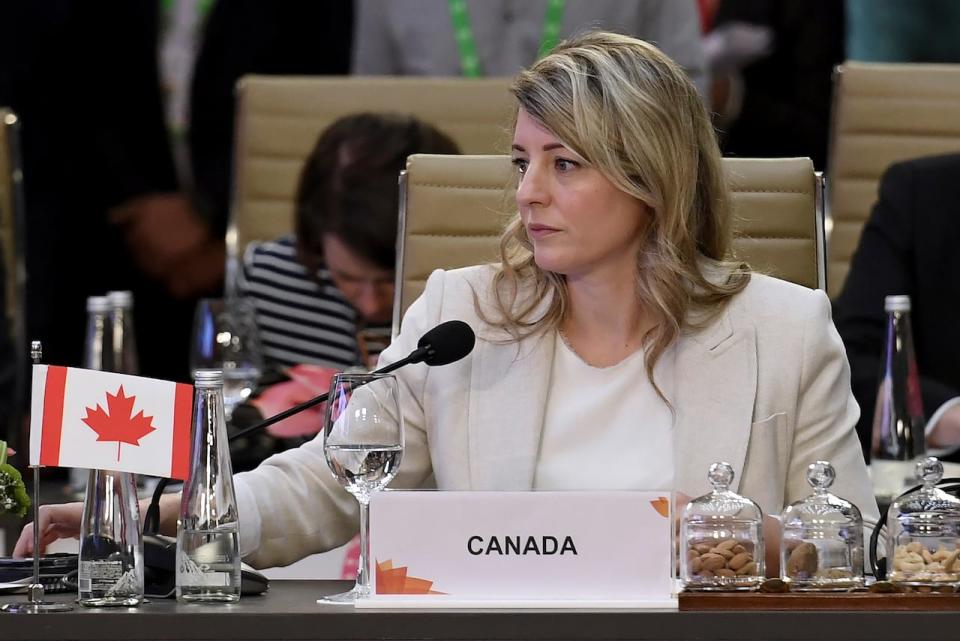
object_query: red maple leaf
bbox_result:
[82,386,157,461]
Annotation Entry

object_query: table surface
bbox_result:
[2,580,960,641]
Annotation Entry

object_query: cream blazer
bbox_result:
[237,266,880,568]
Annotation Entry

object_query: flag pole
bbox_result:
[1,341,73,613]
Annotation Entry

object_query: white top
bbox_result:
[533,333,675,491]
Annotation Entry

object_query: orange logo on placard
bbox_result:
[375,560,446,595]
[650,496,670,518]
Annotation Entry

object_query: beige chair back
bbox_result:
[0,108,27,453]
[827,62,960,297]
[226,75,515,292]
[0,109,25,342]
[394,154,824,332]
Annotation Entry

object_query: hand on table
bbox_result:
[928,404,960,449]
[12,502,83,558]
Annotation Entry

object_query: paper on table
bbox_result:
[0,579,29,594]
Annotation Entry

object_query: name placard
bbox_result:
[360,491,676,608]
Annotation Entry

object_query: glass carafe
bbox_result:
[176,370,241,602]
[78,470,143,606]
[871,294,926,502]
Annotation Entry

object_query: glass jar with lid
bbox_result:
[680,462,765,591]
[887,457,960,587]
[780,461,864,590]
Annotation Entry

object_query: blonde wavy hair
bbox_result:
[483,31,750,380]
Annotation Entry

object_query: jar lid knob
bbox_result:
[708,461,735,490]
[806,460,835,491]
[917,456,943,486]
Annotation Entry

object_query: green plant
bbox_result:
[0,440,30,518]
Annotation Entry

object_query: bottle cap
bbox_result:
[107,290,134,309]
[193,369,224,388]
[884,295,911,312]
[86,296,111,313]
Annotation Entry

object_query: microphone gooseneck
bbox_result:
[143,320,476,534]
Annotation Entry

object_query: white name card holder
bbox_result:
[359,490,676,609]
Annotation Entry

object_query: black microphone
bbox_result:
[143,320,475,534]
[378,319,475,370]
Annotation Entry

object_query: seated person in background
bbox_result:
[834,153,960,456]
[237,113,460,371]
[15,32,877,577]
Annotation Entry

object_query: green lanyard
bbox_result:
[448,0,566,77]
[160,0,215,20]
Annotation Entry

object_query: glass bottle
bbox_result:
[176,369,241,602]
[886,457,960,587]
[680,462,764,591]
[107,290,139,375]
[780,461,864,591]
[77,469,144,606]
[871,295,926,503]
[71,296,114,495]
[83,296,113,371]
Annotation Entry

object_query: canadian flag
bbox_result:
[29,365,194,480]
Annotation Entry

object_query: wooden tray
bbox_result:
[679,590,960,611]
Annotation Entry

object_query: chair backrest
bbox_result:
[226,75,515,292]
[394,154,824,332]
[827,62,960,297]
[0,108,27,454]
[0,109,25,348]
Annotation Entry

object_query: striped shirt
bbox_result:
[237,235,367,370]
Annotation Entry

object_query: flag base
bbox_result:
[1,600,73,614]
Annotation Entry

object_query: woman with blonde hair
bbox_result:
[16,32,877,578]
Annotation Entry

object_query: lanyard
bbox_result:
[160,0,215,21]
[448,0,566,77]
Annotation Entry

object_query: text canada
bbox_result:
[467,535,578,556]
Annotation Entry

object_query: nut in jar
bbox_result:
[888,541,960,584]
[686,538,760,582]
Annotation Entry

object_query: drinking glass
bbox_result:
[190,298,263,420]
[320,373,404,603]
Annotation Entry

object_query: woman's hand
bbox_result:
[12,502,83,558]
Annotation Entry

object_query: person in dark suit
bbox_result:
[706,0,845,170]
[834,153,960,459]
[0,1,353,381]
